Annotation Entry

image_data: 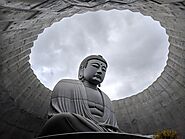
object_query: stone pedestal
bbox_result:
[36,132,152,139]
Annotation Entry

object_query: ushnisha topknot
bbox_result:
[78,55,108,80]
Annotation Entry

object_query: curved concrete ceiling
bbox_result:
[0,0,185,138]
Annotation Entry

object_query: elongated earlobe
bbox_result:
[81,77,85,82]
[78,68,84,80]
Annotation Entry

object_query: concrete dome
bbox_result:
[0,0,184,138]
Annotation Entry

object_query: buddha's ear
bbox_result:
[78,66,84,80]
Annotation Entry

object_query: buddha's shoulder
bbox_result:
[52,79,82,97]
[54,79,82,90]
[57,79,82,85]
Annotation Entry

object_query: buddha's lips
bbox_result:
[94,75,101,80]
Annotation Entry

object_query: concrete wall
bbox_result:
[0,0,184,138]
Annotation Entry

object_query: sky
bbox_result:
[30,9,169,100]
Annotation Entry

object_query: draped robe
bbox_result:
[49,79,119,132]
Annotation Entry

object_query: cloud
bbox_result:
[30,9,169,100]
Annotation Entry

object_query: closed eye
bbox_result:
[102,67,106,72]
[91,63,100,68]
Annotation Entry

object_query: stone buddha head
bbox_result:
[78,55,108,86]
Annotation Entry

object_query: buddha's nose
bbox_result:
[97,68,102,74]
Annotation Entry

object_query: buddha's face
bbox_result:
[83,59,107,86]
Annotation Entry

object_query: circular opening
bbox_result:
[30,9,169,100]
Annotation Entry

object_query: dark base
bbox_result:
[35,132,152,139]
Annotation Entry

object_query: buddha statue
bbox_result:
[38,55,120,137]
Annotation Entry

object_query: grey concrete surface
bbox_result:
[0,0,185,138]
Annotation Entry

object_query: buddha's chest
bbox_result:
[85,87,104,118]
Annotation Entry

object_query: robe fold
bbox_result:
[49,79,119,131]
